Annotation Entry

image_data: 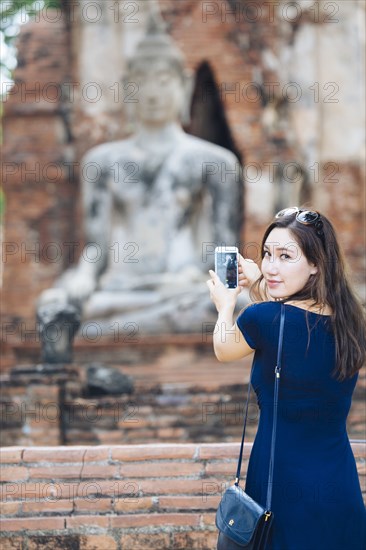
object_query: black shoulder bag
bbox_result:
[216,304,285,550]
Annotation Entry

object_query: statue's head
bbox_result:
[126,9,192,127]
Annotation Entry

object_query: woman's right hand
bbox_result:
[206,269,241,313]
[238,254,261,288]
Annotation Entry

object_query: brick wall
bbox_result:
[0,349,259,447]
[1,9,76,371]
[1,442,365,549]
[2,10,75,303]
[1,349,365,447]
[2,1,365,364]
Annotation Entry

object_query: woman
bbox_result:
[207,207,366,550]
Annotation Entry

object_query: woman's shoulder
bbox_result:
[284,300,333,316]
[236,301,282,348]
[237,301,280,322]
[240,300,280,313]
[242,300,333,318]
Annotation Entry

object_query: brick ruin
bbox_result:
[2,0,365,355]
[1,2,365,546]
[1,0,365,445]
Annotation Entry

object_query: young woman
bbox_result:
[207,207,366,549]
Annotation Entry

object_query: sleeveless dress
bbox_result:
[236,301,366,550]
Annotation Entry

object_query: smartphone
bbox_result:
[214,246,238,288]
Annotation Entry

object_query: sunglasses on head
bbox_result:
[275,206,325,244]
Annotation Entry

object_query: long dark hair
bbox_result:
[251,209,366,380]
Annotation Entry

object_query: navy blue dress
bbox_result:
[236,301,366,550]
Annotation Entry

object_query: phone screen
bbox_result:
[215,252,238,288]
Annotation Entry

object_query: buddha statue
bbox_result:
[37,8,243,358]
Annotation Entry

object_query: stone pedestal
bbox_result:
[1,336,365,447]
[1,336,254,446]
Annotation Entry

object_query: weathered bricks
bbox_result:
[1,516,66,531]
[120,533,171,550]
[0,442,364,550]
[0,467,29,483]
[80,535,118,550]
[119,460,203,478]
[111,444,198,462]
[1,362,364,450]
[0,538,24,550]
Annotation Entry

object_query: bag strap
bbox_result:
[234,304,286,512]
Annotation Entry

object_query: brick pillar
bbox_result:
[0,365,80,446]
[2,12,75,370]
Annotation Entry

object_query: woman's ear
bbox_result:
[310,264,318,276]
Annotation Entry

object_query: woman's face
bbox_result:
[261,227,318,300]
